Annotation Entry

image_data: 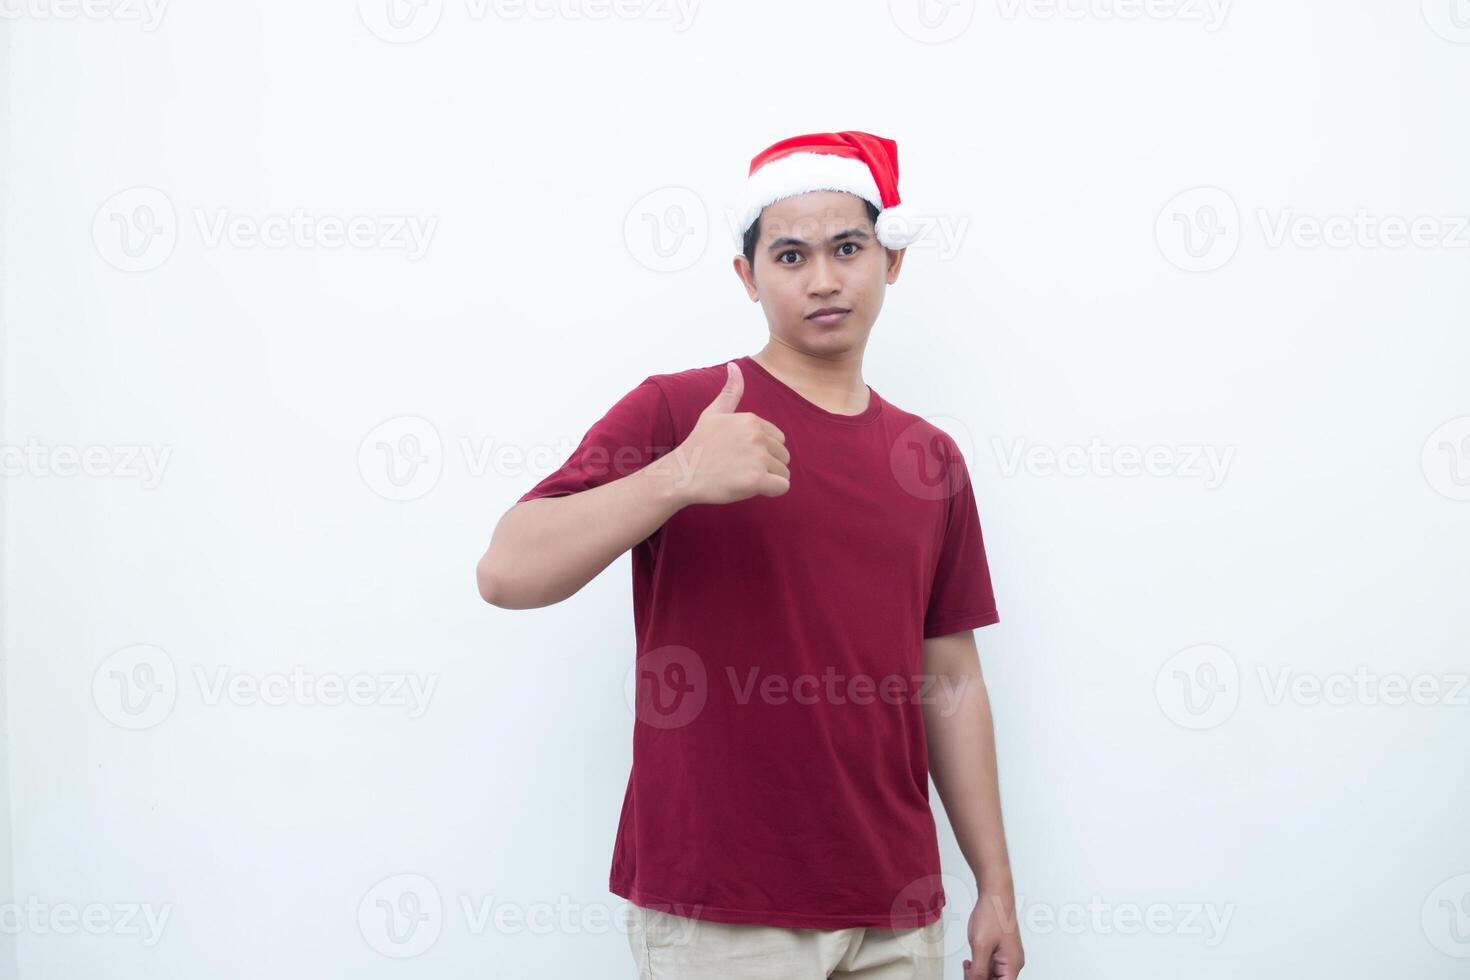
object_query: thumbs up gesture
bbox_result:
[667,361,791,505]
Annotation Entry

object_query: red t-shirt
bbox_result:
[517,354,1000,930]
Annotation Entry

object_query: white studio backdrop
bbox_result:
[3,2,1469,978]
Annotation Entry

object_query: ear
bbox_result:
[732,253,760,301]
[885,246,906,284]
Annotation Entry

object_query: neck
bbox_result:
[750,340,870,416]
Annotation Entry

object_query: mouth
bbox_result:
[806,307,851,325]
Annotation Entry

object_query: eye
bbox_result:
[777,250,801,264]
[837,242,860,256]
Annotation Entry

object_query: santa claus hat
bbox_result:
[736,130,920,252]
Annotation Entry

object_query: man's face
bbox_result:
[734,190,904,359]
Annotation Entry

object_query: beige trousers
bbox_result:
[625,903,946,979]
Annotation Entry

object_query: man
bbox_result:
[477,130,1023,979]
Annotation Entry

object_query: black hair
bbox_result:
[742,198,883,269]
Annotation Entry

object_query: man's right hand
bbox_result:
[662,361,791,506]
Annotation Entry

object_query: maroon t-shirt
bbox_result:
[517,354,1000,930]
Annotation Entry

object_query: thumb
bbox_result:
[701,360,743,416]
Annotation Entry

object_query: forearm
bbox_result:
[477,455,688,609]
[922,633,1014,892]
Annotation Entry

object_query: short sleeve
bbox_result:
[517,376,675,502]
[922,445,1000,638]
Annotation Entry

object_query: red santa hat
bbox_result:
[736,130,920,252]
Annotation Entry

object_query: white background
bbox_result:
[3,1,1469,977]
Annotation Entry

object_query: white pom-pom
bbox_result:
[875,204,921,250]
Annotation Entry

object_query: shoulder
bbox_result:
[638,360,737,420]
[877,396,976,498]
[640,360,730,403]
[879,395,962,450]
[627,360,738,442]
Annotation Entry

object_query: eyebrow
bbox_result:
[765,227,872,253]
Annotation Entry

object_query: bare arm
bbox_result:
[922,629,1024,979]
[475,458,688,609]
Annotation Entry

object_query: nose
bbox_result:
[807,254,841,297]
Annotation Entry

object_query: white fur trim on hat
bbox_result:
[738,151,884,235]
